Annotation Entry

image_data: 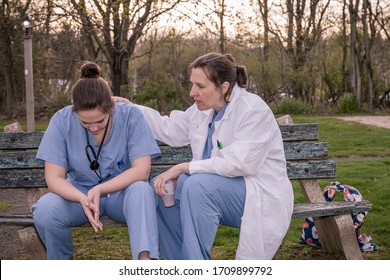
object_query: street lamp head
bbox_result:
[22,15,31,36]
[23,19,30,29]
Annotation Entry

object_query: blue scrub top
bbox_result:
[37,102,161,188]
[202,103,228,159]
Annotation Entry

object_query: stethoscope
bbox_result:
[84,115,111,182]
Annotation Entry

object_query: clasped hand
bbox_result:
[81,187,103,232]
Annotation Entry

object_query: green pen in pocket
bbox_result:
[217,140,223,150]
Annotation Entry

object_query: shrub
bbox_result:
[338,95,359,113]
[273,99,306,115]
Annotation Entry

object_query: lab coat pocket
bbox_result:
[189,126,207,160]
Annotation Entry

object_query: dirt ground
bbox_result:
[336,116,390,129]
[1,116,389,260]
[0,189,36,259]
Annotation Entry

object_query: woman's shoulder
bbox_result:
[114,102,141,115]
[53,105,72,115]
[113,102,145,125]
[49,105,74,123]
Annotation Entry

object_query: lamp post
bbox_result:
[23,15,35,132]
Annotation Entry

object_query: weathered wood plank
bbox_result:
[0,169,46,188]
[0,124,319,150]
[0,151,43,169]
[0,215,34,226]
[284,142,328,160]
[0,149,193,169]
[159,142,329,161]
[279,124,319,141]
[0,160,336,189]
[0,142,329,169]
[287,160,336,179]
[155,146,192,164]
[292,200,371,219]
[0,132,43,149]
[0,214,124,227]
[0,200,372,227]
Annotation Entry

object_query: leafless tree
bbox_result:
[56,0,184,96]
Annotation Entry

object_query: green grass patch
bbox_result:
[72,227,131,260]
[292,115,390,158]
[0,120,49,132]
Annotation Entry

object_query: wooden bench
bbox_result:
[0,117,372,259]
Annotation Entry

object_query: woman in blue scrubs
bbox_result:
[32,62,160,260]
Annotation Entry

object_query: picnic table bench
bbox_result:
[0,116,372,259]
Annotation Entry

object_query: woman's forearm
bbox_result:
[96,156,152,195]
[45,161,86,203]
[46,175,86,203]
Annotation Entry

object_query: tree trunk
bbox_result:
[110,56,130,97]
[219,0,226,53]
[349,0,362,104]
[341,0,348,94]
[0,2,18,117]
[362,0,374,107]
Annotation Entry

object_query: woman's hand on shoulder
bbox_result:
[112,96,131,104]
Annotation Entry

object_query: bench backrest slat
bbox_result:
[0,123,319,150]
[0,141,329,169]
[0,160,336,189]
[0,132,43,149]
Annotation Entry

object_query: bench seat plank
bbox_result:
[0,215,124,227]
[0,200,371,226]
[292,200,371,219]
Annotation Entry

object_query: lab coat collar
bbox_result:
[220,83,243,120]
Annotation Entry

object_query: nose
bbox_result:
[89,123,100,132]
[189,86,197,97]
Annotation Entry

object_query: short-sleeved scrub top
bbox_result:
[36,102,161,189]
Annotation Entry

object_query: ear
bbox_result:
[221,81,230,95]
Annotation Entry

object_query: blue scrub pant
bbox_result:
[154,173,246,260]
[32,181,158,260]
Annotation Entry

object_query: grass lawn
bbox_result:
[70,158,389,260]
[1,115,389,259]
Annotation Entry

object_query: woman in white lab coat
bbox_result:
[135,52,294,259]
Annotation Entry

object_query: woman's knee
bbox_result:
[124,181,154,201]
[182,174,210,199]
[32,193,66,227]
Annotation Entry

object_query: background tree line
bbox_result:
[1,0,390,119]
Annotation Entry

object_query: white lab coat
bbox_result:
[136,84,294,259]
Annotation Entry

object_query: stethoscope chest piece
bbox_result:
[90,160,100,170]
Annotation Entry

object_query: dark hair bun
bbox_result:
[80,62,101,78]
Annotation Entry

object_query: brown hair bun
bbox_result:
[80,62,101,79]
